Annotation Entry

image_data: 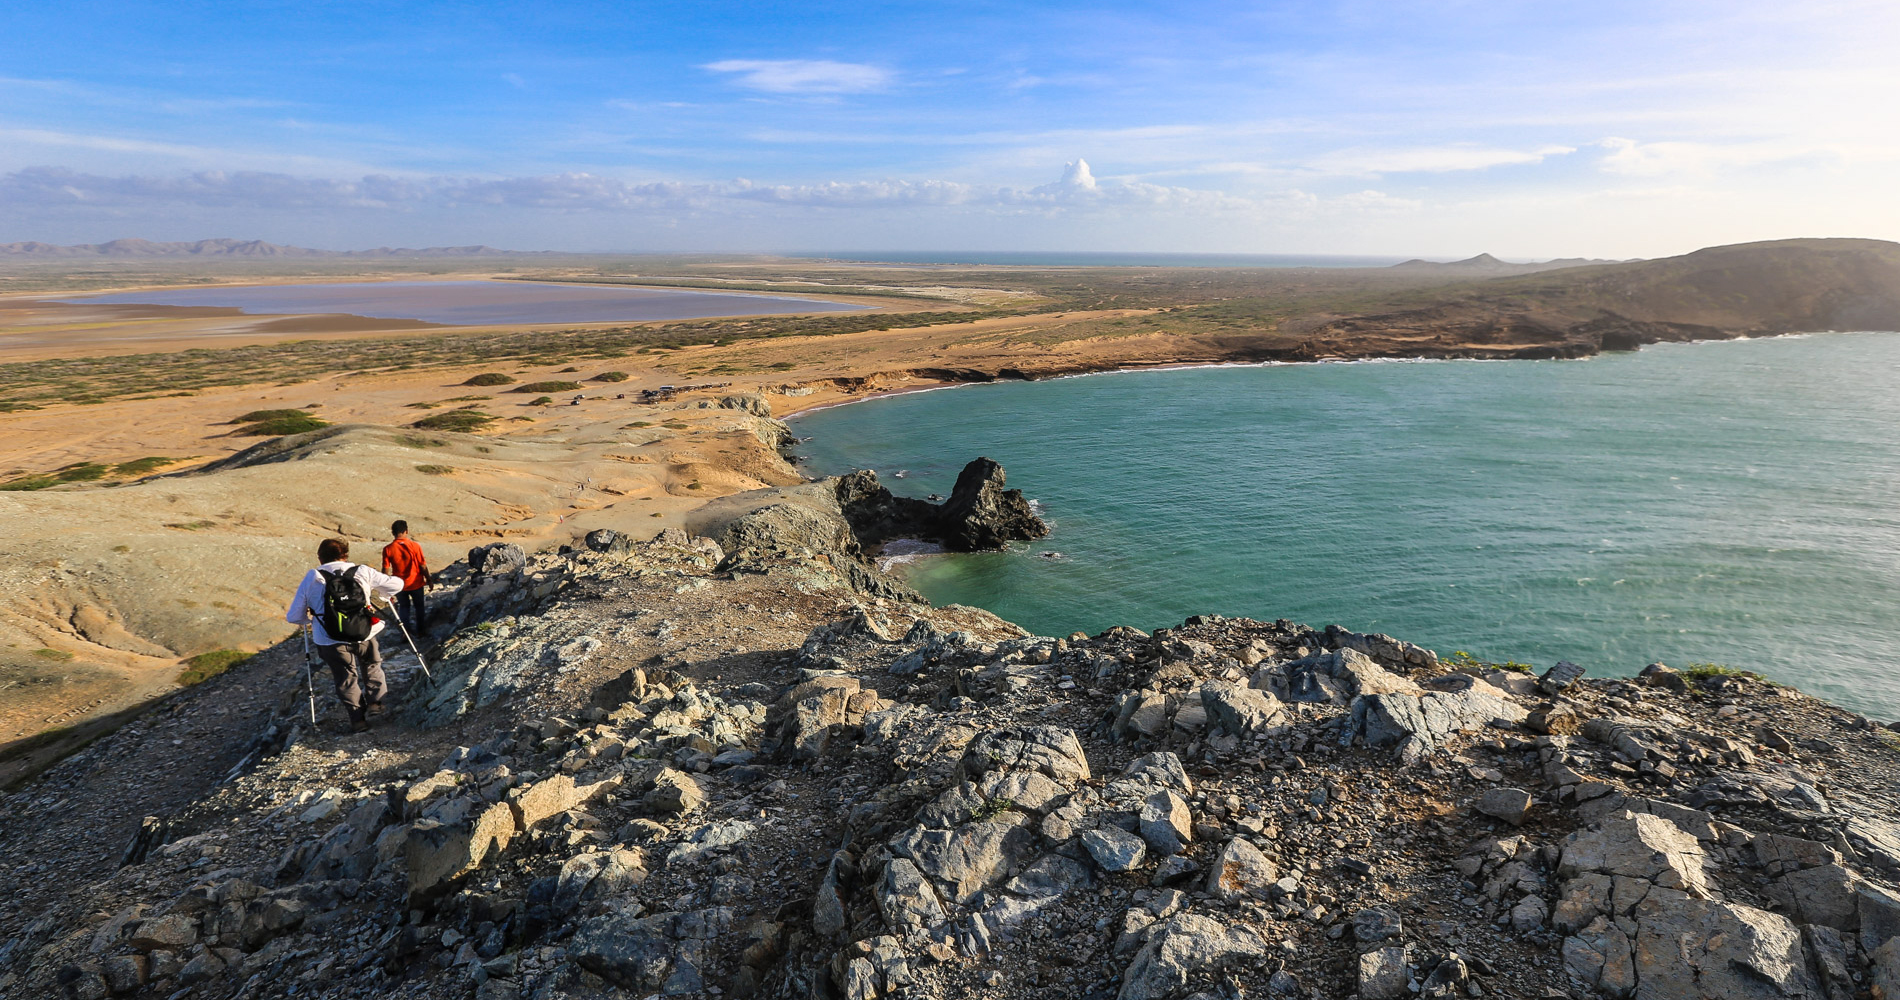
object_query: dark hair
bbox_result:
[391,520,409,536]
[318,538,349,563]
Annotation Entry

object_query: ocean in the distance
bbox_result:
[792,333,1900,719]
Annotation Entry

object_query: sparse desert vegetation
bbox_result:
[410,409,496,432]
[175,648,249,685]
[230,409,329,436]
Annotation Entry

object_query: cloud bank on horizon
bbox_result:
[2,0,1898,258]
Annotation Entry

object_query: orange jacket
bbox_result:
[382,537,429,591]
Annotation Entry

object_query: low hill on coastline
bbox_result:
[1273,237,1900,361]
[1476,237,1900,332]
[1389,252,1633,275]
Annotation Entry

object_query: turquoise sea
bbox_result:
[791,332,1900,719]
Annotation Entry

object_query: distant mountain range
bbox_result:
[1390,252,1638,275]
[0,238,545,258]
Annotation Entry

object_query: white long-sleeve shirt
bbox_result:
[286,560,406,645]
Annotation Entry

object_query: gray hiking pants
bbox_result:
[316,637,386,721]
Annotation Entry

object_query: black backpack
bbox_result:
[317,565,376,642]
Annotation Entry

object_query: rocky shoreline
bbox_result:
[6,454,1900,1000]
[770,324,1817,413]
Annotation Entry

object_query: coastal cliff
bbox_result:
[5,462,1900,1000]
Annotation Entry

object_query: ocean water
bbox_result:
[792,333,1900,718]
[62,280,865,325]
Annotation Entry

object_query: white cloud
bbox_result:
[701,59,890,94]
[1590,136,1853,177]
[1054,158,1096,190]
[1,162,1414,224]
[1310,143,1577,176]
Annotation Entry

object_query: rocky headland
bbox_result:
[7,237,1900,1000]
[6,448,1900,1000]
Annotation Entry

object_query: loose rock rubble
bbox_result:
[7,466,1900,1000]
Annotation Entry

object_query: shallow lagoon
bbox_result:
[794,332,1900,718]
[64,279,866,325]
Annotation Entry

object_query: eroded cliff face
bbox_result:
[5,475,1900,1000]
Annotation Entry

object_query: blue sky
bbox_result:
[3,1,1898,255]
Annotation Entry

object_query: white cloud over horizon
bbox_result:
[0,162,1329,216]
[701,59,891,94]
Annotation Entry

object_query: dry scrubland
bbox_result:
[3,238,1900,757]
[3,241,1900,1000]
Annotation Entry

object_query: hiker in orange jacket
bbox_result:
[381,520,431,634]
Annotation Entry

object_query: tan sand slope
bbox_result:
[0,398,800,743]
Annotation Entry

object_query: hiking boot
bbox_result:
[350,718,371,733]
[366,702,386,717]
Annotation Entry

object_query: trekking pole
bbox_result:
[299,621,318,725]
[380,598,433,681]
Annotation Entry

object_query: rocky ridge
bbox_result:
[5,469,1900,1000]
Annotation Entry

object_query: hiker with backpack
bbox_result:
[381,519,431,634]
[285,537,405,732]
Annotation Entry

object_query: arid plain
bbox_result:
[4,240,1898,761]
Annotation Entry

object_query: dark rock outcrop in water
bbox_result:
[937,457,1048,550]
[837,457,1048,552]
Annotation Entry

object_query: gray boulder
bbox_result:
[1358,946,1412,1000]
[1278,647,1420,706]
[570,905,733,994]
[892,820,1038,904]
[1200,682,1282,739]
[876,859,946,933]
[1352,906,1403,943]
[1559,811,1711,896]
[1766,864,1861,930]
[1539,659,1586,695]
[1476,787,1533,826]
[1117,913,1267,1000]
[1350,685,1527,757]
[1139,791,1193,856]
[1869,938,1900,1000]
[1082,825,1149,873]
[1205,837,1277,900]
[552,848,646,917]
[1627,890,1820,1000]
[961,726,1092,783]
[1005,854,1094,898]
